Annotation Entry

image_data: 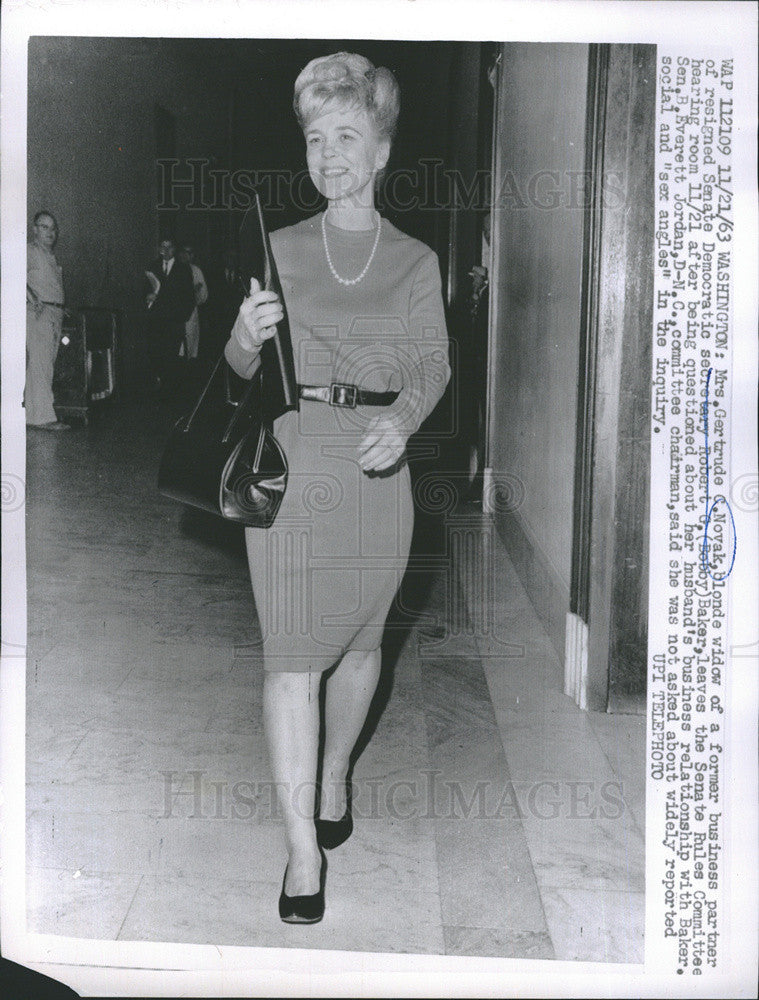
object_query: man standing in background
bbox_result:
[25,210,70,430]
[178,243,208,359]
[145,237,195,398]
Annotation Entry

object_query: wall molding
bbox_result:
[568,44,656,713]
[492,505,570,667]
[564,611,589,709]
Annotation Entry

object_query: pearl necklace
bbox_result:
[321,210,381,286]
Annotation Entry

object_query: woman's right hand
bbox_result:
[233,277,283,353]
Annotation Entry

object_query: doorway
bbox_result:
[450,42,656,712]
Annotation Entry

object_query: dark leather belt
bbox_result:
[298,382,399,409]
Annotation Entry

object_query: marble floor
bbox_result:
[23,395,645,963]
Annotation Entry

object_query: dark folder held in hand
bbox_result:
[237,193,299,422]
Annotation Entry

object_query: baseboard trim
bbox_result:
[491,506,570,667]
[564,610,589,709]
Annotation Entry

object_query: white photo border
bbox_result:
[1,1,757,997]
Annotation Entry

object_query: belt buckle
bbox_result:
[330,382,357,408]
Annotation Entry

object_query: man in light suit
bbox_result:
[145,237,195,397]
[26,210,71,429]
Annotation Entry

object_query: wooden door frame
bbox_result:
[566,43,656,712]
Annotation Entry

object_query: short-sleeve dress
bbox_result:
[225,212,450,673]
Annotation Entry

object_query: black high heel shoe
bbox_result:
[315,778,354,850]
[278,849,326,924]
[315,809,353,850]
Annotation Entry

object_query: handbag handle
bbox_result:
[182,353,262,444]
[222,367,262,443]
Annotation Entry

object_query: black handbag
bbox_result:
[158,355,288,527]
[157,189,298,528]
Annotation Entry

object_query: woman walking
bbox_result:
[225,52,450,922]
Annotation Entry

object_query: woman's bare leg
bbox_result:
[263,670,321,895]
[320,647,382,820]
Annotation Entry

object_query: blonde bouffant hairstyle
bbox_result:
[293,52,400,142]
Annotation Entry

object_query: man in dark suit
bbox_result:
[202,247,245,373]
[145,237,195,397]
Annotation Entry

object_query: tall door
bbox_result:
[481,42,654,713]
[566,44,656,713]
[484,43,590,664]
[153,102,177,242]
[441,42,495,501]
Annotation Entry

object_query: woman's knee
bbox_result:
[337,647,381,673]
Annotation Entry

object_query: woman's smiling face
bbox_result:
[304,104,390,206]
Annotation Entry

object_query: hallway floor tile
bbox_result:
[24,398,644,962]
